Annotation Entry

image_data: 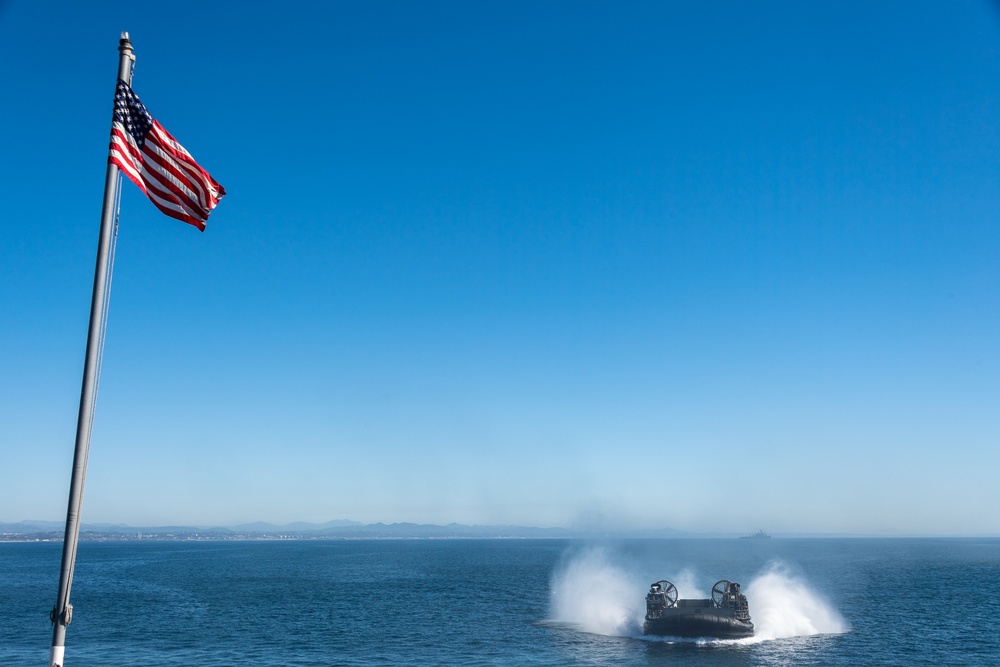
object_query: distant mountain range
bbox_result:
[0,519,701,541]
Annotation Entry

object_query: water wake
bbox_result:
[547,546,645,636]
[547,548,848,642]
[745,562,849,639]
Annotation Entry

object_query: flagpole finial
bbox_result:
[118,31,134,65]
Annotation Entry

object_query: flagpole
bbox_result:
[49,32,135,667]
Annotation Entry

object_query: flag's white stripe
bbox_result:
[144,145,214,212]
[145,135,217,210]
[153,125,196,159]
[147,125,221,207]
[109,149,142,186]
[141,163,210,221]
[139,140,215,216]
[109,126,146,182]
[139,150,206,214]
[109,147,146,193]
[145,186,204,221]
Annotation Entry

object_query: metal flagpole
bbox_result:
[49,32,135,667]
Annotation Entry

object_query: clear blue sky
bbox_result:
[1,1,998,535]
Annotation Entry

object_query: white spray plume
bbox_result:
[671,568,700,600]
[745,561,850,640]
[548,549,849,643]
[548,546,644,636]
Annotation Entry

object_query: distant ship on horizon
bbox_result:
[740,529,772,539]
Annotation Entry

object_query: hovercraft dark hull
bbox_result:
[643,612,754,639]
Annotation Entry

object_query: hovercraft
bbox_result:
[643,579,754,638]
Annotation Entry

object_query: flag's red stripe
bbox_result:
[142,168,210,223]
[140,147,212,219]
[109,132,147,195]
[142,139,214,215]
[150,123,216,183]
[145,190,208,231]
[146,133,223,216]
[109,127,144,176]
[149,122,225,205]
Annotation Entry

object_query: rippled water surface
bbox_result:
[2,538,998,665]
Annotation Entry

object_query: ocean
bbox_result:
[2,538,998,666]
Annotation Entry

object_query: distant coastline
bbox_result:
[0,520,691,542]
[1,521,994,542]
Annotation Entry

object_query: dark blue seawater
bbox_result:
[2,538,998,666]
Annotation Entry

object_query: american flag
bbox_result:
[108,80,225,231]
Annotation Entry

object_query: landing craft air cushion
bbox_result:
[643,579,754,638]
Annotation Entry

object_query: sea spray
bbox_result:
[746,561,849,639]
[549,548,849,642]
[548,546,645,636]
[670,568,700,600]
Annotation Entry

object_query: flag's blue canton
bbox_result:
[113,79,153,149]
